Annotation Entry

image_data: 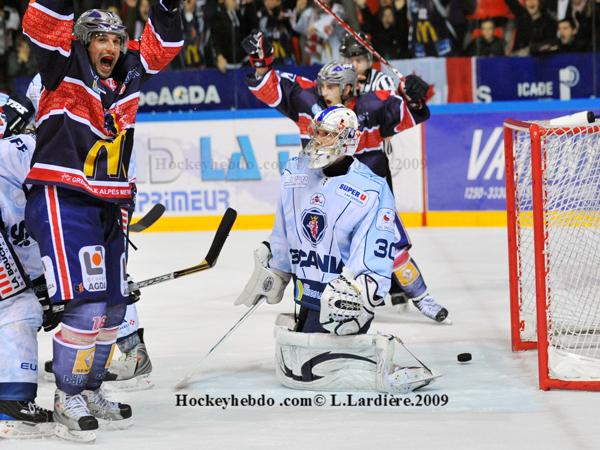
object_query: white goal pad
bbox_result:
[273,315,435,394]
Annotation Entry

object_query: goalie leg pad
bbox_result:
[274,326,436,394]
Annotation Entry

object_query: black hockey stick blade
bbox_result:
[131,208,237,290]
[130,203,166,232]
[203,207,237,267]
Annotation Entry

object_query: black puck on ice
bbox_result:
[457,353,472,363]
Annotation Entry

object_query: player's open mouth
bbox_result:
[100,56,114,70]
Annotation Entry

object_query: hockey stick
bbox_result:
[313,0,404,81]
[174,297,266,389]
[128,207,237,292]
[129,203,166,233]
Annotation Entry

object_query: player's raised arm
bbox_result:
[22,0,74,89]
[136,0,183,76]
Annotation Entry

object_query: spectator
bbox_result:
[125,0,151,39]
[465,18,505,56]
[176,0,203,68]
[0,0,20,90]
[406,0,461,57]
[7,34,38,81]
[566,0,599,49]
[291,0,345,64]
[372,5,410,59]
[211,0,247,72]
[504,0,557,55]
[556,16,588,51]
[245,0,295,65]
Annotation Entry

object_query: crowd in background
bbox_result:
[1,0,600,91]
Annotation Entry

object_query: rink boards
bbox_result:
[133,99,599,231]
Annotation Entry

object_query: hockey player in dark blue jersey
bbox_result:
[242,31,449,325]
[22,2,182,442]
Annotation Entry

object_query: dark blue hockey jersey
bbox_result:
[245,68,429,178]
[22,0,183,204]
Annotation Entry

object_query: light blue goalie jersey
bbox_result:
[0,134,43,280]
[269,157,399,311]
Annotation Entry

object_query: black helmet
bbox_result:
[340,32,370,58]
[0,95,35,138]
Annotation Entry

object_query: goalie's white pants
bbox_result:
[0,292,42,400]
[274,316,434,394]
[117,304,139,340]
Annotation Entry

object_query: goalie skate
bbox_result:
[0,400,54,439]
[104,330,154,392]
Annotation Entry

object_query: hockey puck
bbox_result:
[457,353,472,363]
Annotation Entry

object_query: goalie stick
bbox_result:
[128,207,237,292]
[174,297,266,389]
[313,0,404,81]
[129,203,166,232]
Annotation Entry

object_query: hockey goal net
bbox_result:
[504,113,600,390]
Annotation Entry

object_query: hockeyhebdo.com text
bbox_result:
[174,393,449,410]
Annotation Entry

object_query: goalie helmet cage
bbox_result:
[504,118,600,391]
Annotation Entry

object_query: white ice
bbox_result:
[6,228,600,449]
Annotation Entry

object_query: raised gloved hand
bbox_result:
[242,31,274,68]
[400,74,430,105]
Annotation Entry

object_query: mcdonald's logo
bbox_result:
[84,131,126,178]
[416,21,439,44]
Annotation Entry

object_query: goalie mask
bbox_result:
[0,94,36,139]
[303,106,361,169]
[74,9,129,54]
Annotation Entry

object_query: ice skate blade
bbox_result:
[97,417,133,431]
[54,423,96,443]
[0,421,55,439]
[104,374,154,392]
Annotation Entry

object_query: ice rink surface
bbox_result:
[6,227,600,449]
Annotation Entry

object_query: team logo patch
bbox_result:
[284,174,309,188]
[336,183,368,206]
[73,347,95,374]
[376,208,395,233]
[310,193,325,207]
[394,261,419,286]
[301,208,327,246]
[78,245,107,292]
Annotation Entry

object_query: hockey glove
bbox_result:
[39,300,66,332]
[400,74,430,107]
[319,268,381,336]
[242,31,274,68]
[235,241,291,307]
[127,274,141,304]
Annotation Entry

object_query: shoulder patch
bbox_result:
[376,208,395,233]
[297,77,316,90]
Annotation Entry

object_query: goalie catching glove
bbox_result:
[319,268,383,336]
[235,242,291,307]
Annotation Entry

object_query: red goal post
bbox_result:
[504,112,600,391]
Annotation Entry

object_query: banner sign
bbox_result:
[424,108,587,211]
[474,53,600,102]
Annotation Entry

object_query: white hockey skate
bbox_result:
[53,389,97,443]
[412,294,451,324]
[0,400,55,439]
[82,387,133,430]
[104,329,154,392]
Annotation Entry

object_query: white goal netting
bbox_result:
[507,118,600,384]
